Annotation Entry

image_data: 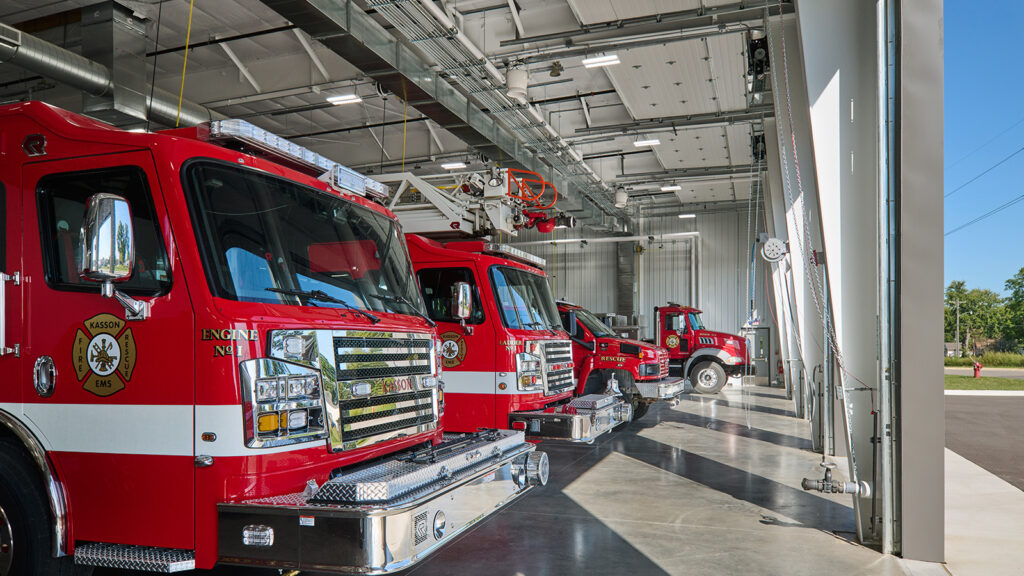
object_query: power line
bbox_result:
[945,191,1024,236]
[950,115,1024,168]
[945,143,1024,199]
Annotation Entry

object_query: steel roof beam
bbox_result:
[574,106,772,138]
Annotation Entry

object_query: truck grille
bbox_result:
[542,340,574,395]
[659,356,670,378]
[334,336,432,381]
[338,389,435,443]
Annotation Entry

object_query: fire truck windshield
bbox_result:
[184,161,425,315]
[573,308,616,338]
[688,312,705,331]
[490,266,562,332]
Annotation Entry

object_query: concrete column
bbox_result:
[794,0,882,543]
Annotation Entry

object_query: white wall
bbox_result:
[513,206,777,343]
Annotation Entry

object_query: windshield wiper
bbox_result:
[265,287,380,324]
[375,294,436,327]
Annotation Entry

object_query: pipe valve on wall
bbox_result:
[801,462,871,497]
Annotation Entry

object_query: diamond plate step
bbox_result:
[568,393,619,411]
[74,543,195,573]
[311,429,526,504]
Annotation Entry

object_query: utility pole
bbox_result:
[953,299,963,357]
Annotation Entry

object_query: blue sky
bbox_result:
[944,1,1024,295]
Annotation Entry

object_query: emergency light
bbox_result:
[205,119,389,200]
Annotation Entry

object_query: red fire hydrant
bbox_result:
[974,361,983,379]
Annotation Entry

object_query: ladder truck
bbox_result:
[378,170,631,442]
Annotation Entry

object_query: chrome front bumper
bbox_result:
[635,376,687,401]
[508,394,631,444]
[217,430,544,574]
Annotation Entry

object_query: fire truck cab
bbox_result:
[0,101,545,575]
[655,303,749,394]
[408,237,630,443]
[557,301,686,421]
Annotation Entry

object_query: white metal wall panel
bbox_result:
[514,228,618,313]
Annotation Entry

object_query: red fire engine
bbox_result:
[654,303,749,394]
[557,301,686,421]
[376,172,630,442]
[0,101,546,574]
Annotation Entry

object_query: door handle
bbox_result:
[0,272,20,357]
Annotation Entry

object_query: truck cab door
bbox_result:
[21,152,195,550]
[416,266,495,430]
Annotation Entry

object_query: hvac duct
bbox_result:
[0,13,221,127]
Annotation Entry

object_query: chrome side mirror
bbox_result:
[452,282,473,335]
[453,282,472,320]
[79,193,148,320]
[80,193,134,282]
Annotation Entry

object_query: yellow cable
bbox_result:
[176,0,195,127]
[401,97,409,171]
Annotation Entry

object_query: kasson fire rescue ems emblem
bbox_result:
[439,331,467,368]
[73,313,137,397]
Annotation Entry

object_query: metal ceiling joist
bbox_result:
[500,0,792,48]
[574,106,773,138]
[260,0,620,219]
[615,164,761,185]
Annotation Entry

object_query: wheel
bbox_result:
[0,438,90,576]
[631,401,650,421]
[690,361,727,394]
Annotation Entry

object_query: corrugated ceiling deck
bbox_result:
[567,0,740,25]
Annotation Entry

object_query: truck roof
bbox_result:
[0,101,393,219]
[406,234,548,273]
[657,304,703,314]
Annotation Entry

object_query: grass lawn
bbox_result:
[945,375,1024,390]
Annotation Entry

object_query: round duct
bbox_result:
[506,64,529,102]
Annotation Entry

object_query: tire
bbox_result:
[690,361,727,394]
[581,371,607,395]
[0,438,90,576]
[631,401,650,421]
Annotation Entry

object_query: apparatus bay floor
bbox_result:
[99,385,914,576]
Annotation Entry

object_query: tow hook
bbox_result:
[801,462,871,496]
[666,395,680,408]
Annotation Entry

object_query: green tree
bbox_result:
[1005,267,1024,346]
[945,281,1008,352]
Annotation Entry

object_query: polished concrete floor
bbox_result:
[98,385,907,576]
[400,385,903,576]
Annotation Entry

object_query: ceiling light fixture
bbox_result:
[678,214,696,219]
[582,54,620,69]
[441,162,467,170]
[633,139,660,147]
[661,185,682,191]
[327,93,362,105]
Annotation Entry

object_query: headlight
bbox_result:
[516,352,544,391]
[640,363,660,376]
[240,358,327,448]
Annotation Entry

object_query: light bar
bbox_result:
[678,214,696,219]
[205,118,384,200]
[582,54,620,68]
[633,139,661,147]
[441,162,467,170]
[661,185,682,192]
[482,243,546,268]
[327,93,362,105]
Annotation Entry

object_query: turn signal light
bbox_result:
[257,413,280,433]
